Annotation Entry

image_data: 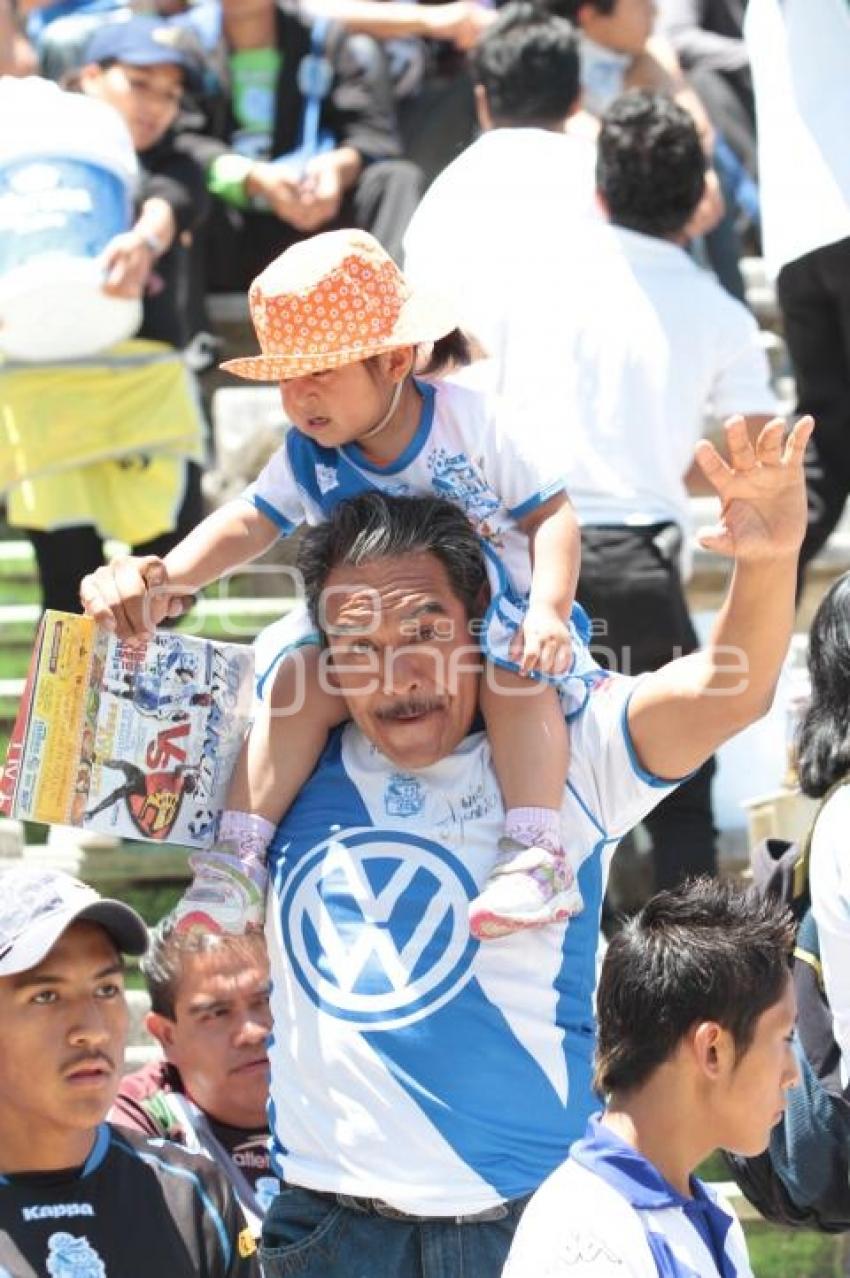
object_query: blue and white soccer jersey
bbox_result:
[504,1119,754,1278]
[249,378,564,597]
[265,672,684,1216]
[246,378,595,698]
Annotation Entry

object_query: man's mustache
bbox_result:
[61,1050,116,1077]
[375,695,447,721]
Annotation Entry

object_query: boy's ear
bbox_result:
[691,1020,733,1079]
[78,63,104,93]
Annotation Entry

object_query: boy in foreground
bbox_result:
[505,878,799,1277]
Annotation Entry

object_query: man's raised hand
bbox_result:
[694,414,814,563]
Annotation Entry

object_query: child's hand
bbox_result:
[509,606,573,676]
[79,555,191,641]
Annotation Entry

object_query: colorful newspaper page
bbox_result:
[0,612,254,848]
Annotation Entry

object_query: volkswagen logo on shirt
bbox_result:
[280,829,479,1030]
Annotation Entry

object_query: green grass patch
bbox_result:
[746,1224,846,1278]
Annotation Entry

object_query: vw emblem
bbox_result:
[281,829,479,1030]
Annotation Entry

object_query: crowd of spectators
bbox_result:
[2,0,850,1274]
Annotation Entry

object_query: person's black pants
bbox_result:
[25,461,204,616]
[577,524,717,893]
[203,158,424,293]
[777,237,850,579]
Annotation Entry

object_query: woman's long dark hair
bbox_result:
[797,572,850,797]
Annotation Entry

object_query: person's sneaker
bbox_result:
[469,839,584,941]
[173,851,267,935]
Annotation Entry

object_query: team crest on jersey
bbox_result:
[427,449,500,522]
[45,1232,106,1278]
[315,463,339,495]
[281,828,479,1030]
[384,773,424,817]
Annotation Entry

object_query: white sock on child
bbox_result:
[219,810,277,866]
[504,806,562,855]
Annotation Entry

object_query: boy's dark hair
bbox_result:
[297,491,488,636]
[797,572,850,798]
[594,877,795,1095]
[470,2,580,128]
[141,915,266,1019]
[596,90,707,238]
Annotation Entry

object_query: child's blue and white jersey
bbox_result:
[505,1117,754,1278]
[247,376,600,701]
[249,377,564,599]
[265,672,683,1216]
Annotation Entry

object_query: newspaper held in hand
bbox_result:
[0,612,254,848]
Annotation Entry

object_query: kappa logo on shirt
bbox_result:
[22,1203,95,1222]
[281,828,479,1030]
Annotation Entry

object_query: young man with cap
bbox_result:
[0,865,259,1277]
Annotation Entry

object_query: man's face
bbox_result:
[83,62,184,152]
[713,976,799,1157]
[149,944,272,1129]
[0,922,128,1163]
[321,552,482,770]
[580,0,656,56]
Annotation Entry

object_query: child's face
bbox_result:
[279,355,404,449]
[83,61,184,152]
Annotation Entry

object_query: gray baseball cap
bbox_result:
[0,866,148,978]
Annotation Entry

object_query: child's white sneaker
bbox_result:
[469,839,583,941]
[173,851,267,935]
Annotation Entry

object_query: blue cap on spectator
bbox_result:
[85,16,204,90]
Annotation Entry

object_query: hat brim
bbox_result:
[0,898,148,978]
[220,287,460,383]
[92,48,203,92]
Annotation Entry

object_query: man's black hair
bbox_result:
[470,2,580,128]
[594,877,795,1095]
[297,492,488,636]
[797,572,850,798]
[596,90,707,238]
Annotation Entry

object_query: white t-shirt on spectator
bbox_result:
[746,0,850,275]
[488,224,776,544]
[402,127,599,352]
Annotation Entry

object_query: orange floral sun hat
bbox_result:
[220,228,460,382]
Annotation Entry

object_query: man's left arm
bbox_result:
[627,414,814,780]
